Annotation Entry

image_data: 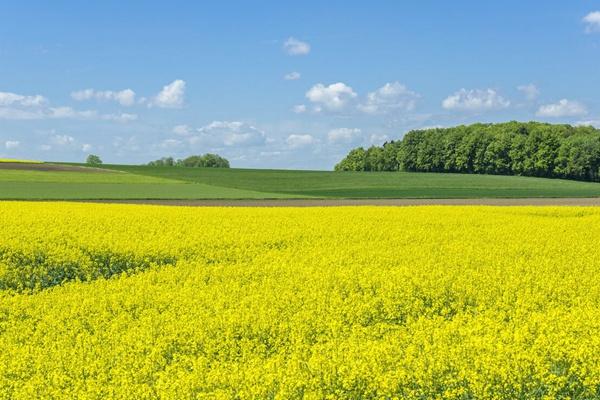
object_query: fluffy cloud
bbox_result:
[284,71,301,80]
[102,112,138,122]
[0,106,94,120]
[71,88,136,106]
[34,132,96,154]
[536,99,587,117]
[575,120,600,128]
[517,84,540,100]
[327,128,362,144]
[286,134,317,148]
[151,80,186,108]
[358,82,419,114]
[0,90,136,122]
[159,139,183,149]
[183,121,267,147]
[172,124,192,136]
[442,88,510,111]
[283,37,310,55]
[306,82,357,111]
[4,140,20,150]
[292,104,307,114]
[583,11,600,33]
[0,91,47,107]
[369,134,389,145]
[48,107,97,119]
[51,134,76,146]
[0,108,42,120]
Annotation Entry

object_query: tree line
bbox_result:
[148,153,230,168]
[335,121,600,182]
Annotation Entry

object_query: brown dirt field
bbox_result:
[70,198,600,207]
[0,163,115,173]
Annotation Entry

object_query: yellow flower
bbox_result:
[0,202,599,398]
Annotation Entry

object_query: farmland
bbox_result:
[0,165,295,200]
[1,202,600,398]
[3,162,600,200]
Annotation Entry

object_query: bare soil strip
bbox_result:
[0,163,114,173]
[68,198,600,207]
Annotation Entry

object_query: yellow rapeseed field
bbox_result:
[1,202,600,399]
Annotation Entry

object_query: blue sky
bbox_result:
[1,1,600,169]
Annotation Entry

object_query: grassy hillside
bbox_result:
[3,162,600,199]
[0,167,295,200]
[0,169,176,184]
[0,182,294,200]
[99,164,600,199]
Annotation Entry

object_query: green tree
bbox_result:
[149,154,230,168]
[86,154,102,166]
[335,148,367,171]
[335,121,600,182]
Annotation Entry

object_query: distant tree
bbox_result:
[86,154,103,166]
[335,121,600,182]
[148,157,177,167]
[335,147,367,171]
[148,154,229,168]
[200,153,230,168]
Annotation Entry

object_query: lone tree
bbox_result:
[86,154,103,166]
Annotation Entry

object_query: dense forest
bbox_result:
[148,153,230,168]
[335,121,600,182]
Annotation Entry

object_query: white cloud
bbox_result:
[306,82,357,111]
[0,90,135,123]
[517,84,540,100]
[160,139,183,149]
[283,37,310,55]
[172,124,192,135]
[0,106,97,120]
[442,88,510,111]
[0,106,135,122]
[0,91,47,107]
[292,104,307,114]
[0,89,136,123]
[151,79,186,108]
[71,88,136,106]
[327,128,362,144]
[286,134,316,148]
[358,82,419,114]
[48,107,97,119]
[70,89,94,101]
[112,136,141,154]
[51,134,76,146]
[0,108,42,120]
[260,151,282,157]
[81,144,93,152]
[583,11,600,33]
[536,99,587,117]
[369,134,389,145]
[576,120,600,128]
[101,112,138,123]
[284,71,301,80]
[192,121,267,147]
[4,140,20,150]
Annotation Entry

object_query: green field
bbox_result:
[0,167,295,200]
[2,162,600,199]
[0,182,292,200]
[99,164,600,199]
